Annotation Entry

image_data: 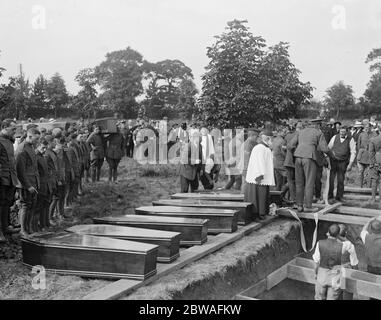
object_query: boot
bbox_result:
[108,167,113,182]
[96,167,101,182]
[91,167,97,183]
[359,172,364,188]
[1,206,19,234]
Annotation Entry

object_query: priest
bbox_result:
[244,127,275,221]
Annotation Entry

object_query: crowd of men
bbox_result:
[0,118,128,242]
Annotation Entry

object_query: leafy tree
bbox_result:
[29,74,49,113]
[46,72,69,118]
[324,81,355,118]
[142,59,194,118]
[74,68,99,118]
[197,20,312,129]
[364,48,381,112]
[176,78,198,119]
[94,47,143,118]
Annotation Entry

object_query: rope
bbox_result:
[278,207,319,253]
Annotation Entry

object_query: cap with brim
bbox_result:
[26,124,38,130]
[353,121,363,128]
[371,219,381,234]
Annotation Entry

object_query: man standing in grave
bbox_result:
[244,126,275,221]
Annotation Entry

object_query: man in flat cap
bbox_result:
[361,217,381,276]
[288,118,330,213]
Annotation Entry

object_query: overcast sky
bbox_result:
[1,0,380,100]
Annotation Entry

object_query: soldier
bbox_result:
[16,127,40,235]
[288,119,329,213]
[45,135,59,226]
[357,124,371,188]
[35,138,52,230]
[272,127,287,192]
[66,133,81,205]
[87,125,105,182]
[368,130,381,203]
[105,124,125,183]
[0,119,19,242]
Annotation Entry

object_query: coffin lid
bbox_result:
[93,214,209,226]
[22,232,159,254]
[66,224,181,241]
[136,206,239,217]
[153,199,252,207]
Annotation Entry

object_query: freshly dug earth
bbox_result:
[122,219,301,300]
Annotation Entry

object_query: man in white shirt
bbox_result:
[313,223,358,300]
[327,126,356,202]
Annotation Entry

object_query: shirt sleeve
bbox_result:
[328,136,335,149]
[360,229,368,244]
[342,241,359,266]
[349,138,356,164]
[312,242,320,264]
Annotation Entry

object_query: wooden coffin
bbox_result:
[135,206,238,234]
[170,190,282,205]
[93,215,208,246]
[93,117,118,133]
[21,232,158,280]
[66,224,180,263]
[153,199,253,226]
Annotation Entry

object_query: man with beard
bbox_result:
[0,119,19,242]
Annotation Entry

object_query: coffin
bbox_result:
[93,215,208,246]
[21,232,158,280]
[170,191,282,205]
[93,117,118,133]
[135,206,238,234]
[66,224,180,263]
[153,199,253,225]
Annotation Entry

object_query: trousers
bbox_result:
[295,157,317,208]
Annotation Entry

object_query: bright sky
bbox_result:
[1,0,380,100]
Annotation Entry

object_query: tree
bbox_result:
[94,47,143,118]
[197,20,312,128]
[29,74,49,117]
[46,73,69,118]
[324,81,355,118]
[142,59,194,118]
[74,68,99,118]
[364,48,381,113]
[176,78,198,119]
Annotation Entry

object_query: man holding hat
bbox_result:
[361,217,381,275]
[244,126,275,221]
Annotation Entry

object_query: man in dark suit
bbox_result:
[368,130,381,203]
[105,125,125,183]
[0,119,19,242]
[288,119,329,213]
[179,131,202,193]
[16,127,40,235]
[35,138,52,231]
[87,125,105,182]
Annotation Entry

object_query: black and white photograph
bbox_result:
[1,0,381,304]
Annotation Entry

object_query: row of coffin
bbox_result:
[21,191,282,280]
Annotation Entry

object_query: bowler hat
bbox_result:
[334,121,342,126]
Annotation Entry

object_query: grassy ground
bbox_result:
[0,157,376,300]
